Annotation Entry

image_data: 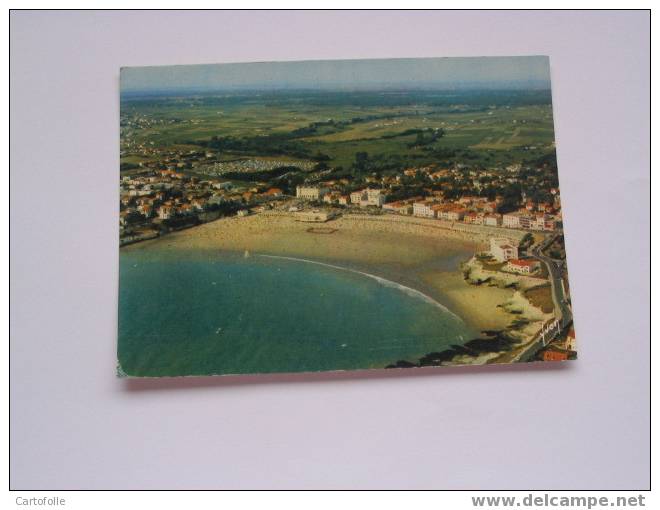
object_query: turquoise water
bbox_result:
[118,250,473,376]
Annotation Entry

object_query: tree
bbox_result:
[352,151,369,176]
[355,151,369,167]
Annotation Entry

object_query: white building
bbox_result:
[294,210,338,223]
[350,188,386,207]
[365,188,386,207]
[213,181,232,190]
[483,213,502,227]
[350,190,364,204]
[413,201,435,218]
[525,214,556,231]
[564,329,577,351]
[440,208,466,222]
[502,213,521,229]
[157,205,174,220]
[490,237,519,262]
[296,185,328,201]
[323,192,340,204]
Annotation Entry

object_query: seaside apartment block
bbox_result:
[350,188,387,207]
[412,200,467,221]
[296,185,329,201]
[412,201,436,218]
[490,237,519,262]
[382,201,413,215]
[503,211,556,231]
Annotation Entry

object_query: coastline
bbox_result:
[121,214,513,334]
[122,213,549,364]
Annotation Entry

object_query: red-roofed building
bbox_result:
[542,347,569,362]
[157,205,174,220]
[263,187,283,197]
[505,258,541,275]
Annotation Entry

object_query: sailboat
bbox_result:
[244,249,250,258]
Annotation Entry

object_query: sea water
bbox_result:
[118,250,473,376]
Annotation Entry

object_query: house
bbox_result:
[483,201,498,213]
[212,181,232,190]
[323,191,347,205]
[157,205,174,220]
[490,237,519,262]
[208,195,227,206]
[505,258,541,274]
[431,204,447,219]
[463,212,484,225]
[119,210,130,226]
[350,190,363,204]
[564,329,577,352]
[178,203,194,216]
[541,346,570,362]
[530,214,548,231]
[191,198,207,211]
[137,203,153,218]
[263,187,283,198]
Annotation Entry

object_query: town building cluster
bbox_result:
[295,176,561,233]
[197,158,315,177]
[119,169,285,244]
[488,237,542,275]
[295,185,386,207]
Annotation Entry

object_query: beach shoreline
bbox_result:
[122,212,548,364]
[120,214,552,367]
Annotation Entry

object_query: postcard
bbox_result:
[118,56,575,377]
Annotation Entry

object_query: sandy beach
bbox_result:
[123,213,528,335]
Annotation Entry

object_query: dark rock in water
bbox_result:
[450,344,478,356]
[418,350,456,366]
[386,329,518,368]
[385,360,418,369]
[465,333,517,353]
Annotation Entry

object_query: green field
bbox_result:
[121,90,556,172]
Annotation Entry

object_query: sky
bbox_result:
[120,56,551,93]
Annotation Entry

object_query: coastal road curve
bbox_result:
[531,234,572,328]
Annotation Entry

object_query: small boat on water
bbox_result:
[244,250,250,258]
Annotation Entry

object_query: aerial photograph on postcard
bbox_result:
[118,56,575,377]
